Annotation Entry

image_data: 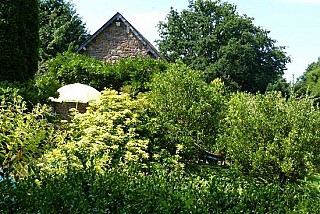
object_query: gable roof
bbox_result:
[77,12,163,59]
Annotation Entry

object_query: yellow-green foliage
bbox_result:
[0,92,55,177]
[41,89,151,174]
[3,77,320,213]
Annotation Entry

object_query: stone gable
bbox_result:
[78,13,161,63]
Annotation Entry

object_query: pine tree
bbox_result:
[0,0,39,82]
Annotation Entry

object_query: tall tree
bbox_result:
[295,58,320,98]
[0,0,39,82]
[157,0,290,93]
[39,0,89,61]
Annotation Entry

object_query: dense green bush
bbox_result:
[38,89,181,176]
[39,52,168,94]
[2,84,320,212]
[3,60,320,212]
[0,84,20,103]
[266,76,291,97]
[0,78,60,108]
[2,163,320,213]
[0,92,57,179]
[148,62,226,161]
[5,52,167,105]
[218,91,320,183]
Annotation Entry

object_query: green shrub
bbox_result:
[0,81,38,107]
[218,91,320,183]
[0,78,60,107]
[38,89,179,175]
[0,92,57,179]
[2,86,320,213]
[33,70,61,104]
[111,56,168,93]
[0,83,20,102]
[3,162,320,213]
[148,62,226,161]
[40,52,167,94]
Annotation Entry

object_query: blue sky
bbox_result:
[72,0,320,81]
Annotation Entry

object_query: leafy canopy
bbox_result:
[38,52,167,97]
[295,58,320,98]
[148,62,226,161]
[39,0,89,61]
[157,0,290,93]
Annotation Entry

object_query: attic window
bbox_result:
[116,21,121,27]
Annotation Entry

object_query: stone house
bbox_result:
[77,12,163,62]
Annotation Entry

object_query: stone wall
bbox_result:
[52,102,88,120]
[79,20,154,63]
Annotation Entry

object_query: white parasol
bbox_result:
[49,83,100,103]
